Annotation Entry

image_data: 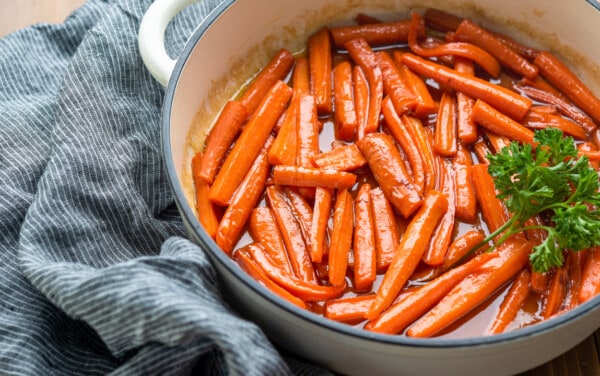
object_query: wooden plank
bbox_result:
[0,0,85,37]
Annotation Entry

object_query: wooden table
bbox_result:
[1,1,599,375]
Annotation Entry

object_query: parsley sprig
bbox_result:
[480,128,600,273]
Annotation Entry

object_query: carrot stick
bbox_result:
[452,143,478,222]
[308,28,333,114]
[310,143,367,171]
[453,19,538,79]
[310,187,332,263]
[579,247,600,303]
[353,184,377,291]
[191,153,220,238]
[523,109,587,141]
[534,51,600,124]
[328,188,354,286]
[530,270,549,294]
[407,239,533,337]
[285,187,314,255]
[471,163,514,236]
[197,101,249,184]
[375,51,418,115]
[472,99,535,145]
[400,53,532,120]
[332,61,358,141]
[210,80,292,206]
[381,97,426,195]
[563,250,585,310]
[356,132,423,218]
[324,294,375,324]
[353,65,369,140]
[434,91,458,157]
[345,38,384,138]
[248,207,293,274]
[402,115,437,193]
[366,252,496,334]
[454,57,478,144]
[235,246,308,309]
[484,131,512,154]
[265,185,318,284]
[543,266,567,319]
[239,49,295,115]
[272,165,356,189]
[394,53,437,117]
[370,187,400,271]
[578,142,599,170]
[366,190,448,320]
[296,94,320,167]
[442,230,488,269]
[330,19,423,48]
[268,104,298,166]
[488,269,531,334]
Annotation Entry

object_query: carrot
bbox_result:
[370,187,400,271]
[394,54,437,117]
[330,19,423,48]
[272,165,356,189]
[310,187,332,263]
[296,94,320,167]
[248,207,293,274]
[563,250,585,310]
[543,266,567,319]
[353,65,369,140]
[366,252,496,334]
[402,115,437,193]
[191,153,220,238]
[452,143,478,222]
[472,99,535,145]
[523,108,587,141]
[489,269,531,334]
[578,142,599,170]
[239,49,295,115]
[423,8,463,32]
[400,53,532,120]
[345,38,383,137]
[356,132,423,218]
[366,190,448,320]
[324,294,375,324]
[381,97,426,195]
[580,247,600,303]
[328,188,354,286]
[471,164,511,234]
[308,28,333,114]
[454,57,478,144]
[453,19,538,80]
[310,143,367,171]
[265,185,318,284]
[442,230,488,269]
[353,184,377,291]
[245,242,346,301]
[407,239,533,337]
[484,131,512,154]
[210,80,292,206]
[285,187,314,254]
[534,51,600,124]
[530,270,549,294]
[434,91,458,157]
[473,140,491,164]
[332,61,358,141]
[374,51,418,115]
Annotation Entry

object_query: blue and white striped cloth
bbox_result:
[0,0,331,374]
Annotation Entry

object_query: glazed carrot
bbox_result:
[578,142,599,170]
[563,250,585,310]
[407,239,533,337]
[442,230,487,269]
[272,165,356,189]
[370,187,400,271]
[434,91,458,157]
[353,65,369,140]
[454,57,478,144]
[473,140,491,164]
[210,80,292,206]
[472,99,535,145]
[353,184,377,291]
[197,101,249,184]
[394,54,437,117]
[285,187,314,254]
[543,266,567,319]
[453,19,538,80]
[402,115,437,193]
[191,153,220,239]
[328,188,354,286]
[246,242,346,301]
[400,53,532,120]
[366,252,496,334]
[523,109,587,141]
[332,61,358,141]
[534,51,600,124]
[310,187,332,263]
[325,294,375,324]
[311,143,366,171]
[375,51,418,115]
[452,143,478,222]
[308,28,333,114]
[268,105,298,166]
[366,190,448,320]
[266,185,318,284]
[580,247,600,303]
[239,49,295,115]
[489,269,531,334]
[471,164,510,234]
[296,94,320,167]
[330,19,423,48]
[356,132,423,218]
[248,207,293,274]
[215,138,272,254]
[423,8,463,32]
[530,270,549,294]
[381,97,425,195]
[345,38,383,137]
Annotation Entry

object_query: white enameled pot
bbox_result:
[138,0,600,374]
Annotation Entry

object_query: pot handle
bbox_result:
[138,0,199,87]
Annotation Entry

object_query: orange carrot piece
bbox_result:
[400,53,532,120]
[381,97,426,195]
[370,187,400,271]
[530,270,549,294]
[578,142,599,170]
[543,266,567,319]
[191,153,220,238]
[453,19,538,79]
[296,94,320,167]
[366,252,496,334]
[534,51,600,124]
[484,131,512,154]
[308,28,333,114]
[395,55,437,117]
[366,190,448,320]
[402,115,437,193]
[353,184,377,291]
[268,99,299,166]
[375,51,418,115]
[248,207,293,274]
[333,61,358,141]
[471,163,512,235]
[328,188,354,286]
[357,132,423,218]
[272,165,356,189]
[489,269,531,334]
[330,19,422,48]
[353,65,369,140]
[434,91,458,157]
[285,187,314,255]
[310,187,333,263]
[454,57,478,144]
[324,294,375,324]
[210,81,292,206]
[442,230,488,269]
[473,140,491,164]
[563,250,586,310]
[580,247,600,303]
[310,143,367,171]
[452,143,478,222]
[523,109,587,141]
[472,99,535,145]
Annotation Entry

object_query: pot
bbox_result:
[138,0,600,374]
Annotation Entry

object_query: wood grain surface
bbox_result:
[0,1,598,375]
